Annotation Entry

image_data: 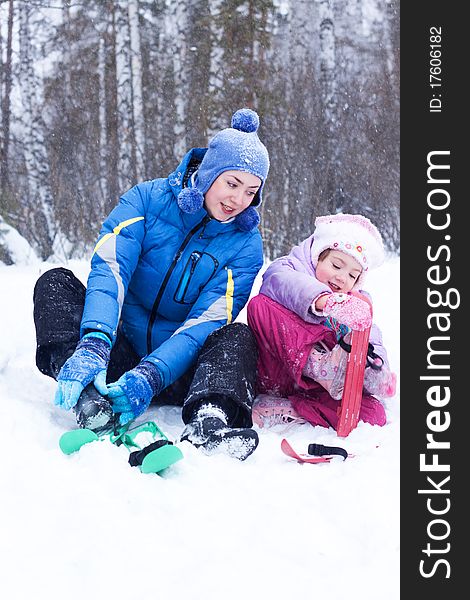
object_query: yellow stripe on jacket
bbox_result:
[92,216,145,256]
[226,268,234,324]
[171,267,236,337]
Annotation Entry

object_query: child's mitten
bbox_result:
[364,366,397,398]
[323,293,372,331]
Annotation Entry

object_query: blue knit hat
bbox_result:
[178,108,270,231]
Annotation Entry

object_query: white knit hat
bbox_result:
[311,213,385,286]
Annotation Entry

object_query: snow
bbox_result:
[0,255,400,600]
[0,217,40,266]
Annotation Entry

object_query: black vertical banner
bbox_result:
[401,2,464,596]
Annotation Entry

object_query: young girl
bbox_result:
[33,108,269,461]
[247,213,396,431]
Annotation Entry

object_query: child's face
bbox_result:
[316,250,362,293]
[204,170,261,221]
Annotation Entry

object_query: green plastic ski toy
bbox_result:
[59,420,183,474]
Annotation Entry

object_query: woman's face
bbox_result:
[316,249,363,293]
[204,170,261,221]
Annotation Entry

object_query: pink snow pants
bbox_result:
[247,294,386,430]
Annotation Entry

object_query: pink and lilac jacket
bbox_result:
[259,233,390,366]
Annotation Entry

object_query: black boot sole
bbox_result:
[200,428,259,461]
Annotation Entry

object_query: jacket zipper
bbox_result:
[174,251,202,303]
[146,215,210,354]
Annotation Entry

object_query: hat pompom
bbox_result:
[231,108,259,133]
[177,186,204,214]
[235,206,260,232]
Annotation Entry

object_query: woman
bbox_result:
[33,108,269,461]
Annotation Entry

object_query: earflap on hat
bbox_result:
[311,213,385,287]
[234,206,260,231]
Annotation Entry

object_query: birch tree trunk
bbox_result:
[184,0,212,147]
[381,0,399,89]
[98,30,108,208]
[115,1,135,189]
[0,0,14,194]
[317,0,338,212]
[164,0,189,159]
[103,1,119,210]
[208,0,225,133]
[318,0,337,136]
[128,0,145,177]
[18,3,52,258]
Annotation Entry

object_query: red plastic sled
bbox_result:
[336,294,372,437]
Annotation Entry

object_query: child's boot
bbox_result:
[252,394,306,429]
[181,402,259,461]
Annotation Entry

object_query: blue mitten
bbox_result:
[107,361,162,425]
[55,332,112,410]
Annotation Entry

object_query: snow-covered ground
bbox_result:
[0,255,400,600]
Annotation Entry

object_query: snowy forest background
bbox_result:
[0,0,399,265]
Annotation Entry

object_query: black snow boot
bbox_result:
[73,383,116,433]
[181,403,259,461]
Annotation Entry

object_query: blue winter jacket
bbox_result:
[80,149,264,389]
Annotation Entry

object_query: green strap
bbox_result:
[109,420,168,451]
